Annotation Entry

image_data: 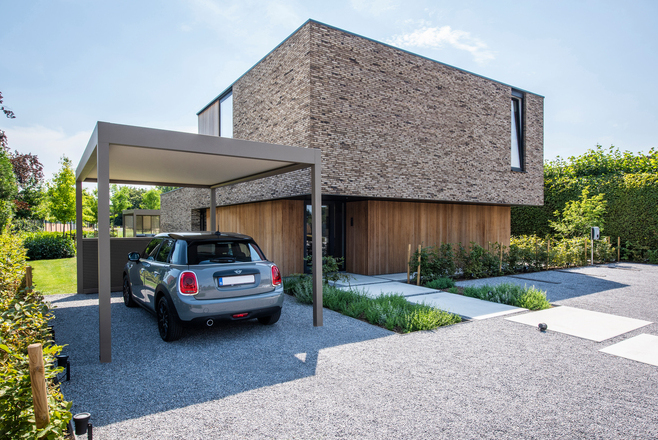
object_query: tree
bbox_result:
[156,185,179,193]
[83,188,98,225]
[140,188,161,210]
[9,150,45,219]
[47,156,76,235]
[0,92,17,229]
[0,91,16,152]
[0,149,17,229]
[110,185,131,226]
[549,186,607,238]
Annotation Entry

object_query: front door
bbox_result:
[304,202,345,273]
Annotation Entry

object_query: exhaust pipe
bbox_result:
[206,319,214,327]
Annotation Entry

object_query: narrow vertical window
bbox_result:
[219,91,233,138]
[511,90,524,171]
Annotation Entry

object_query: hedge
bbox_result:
[512,146,658,250]
[22,232,75,260]
[0,226,72,439]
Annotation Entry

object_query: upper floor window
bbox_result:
[220,91,233,138]
[511,90,524,171]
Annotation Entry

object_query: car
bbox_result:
[122,231,284,341]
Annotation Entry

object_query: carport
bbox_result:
[75,122,323,363]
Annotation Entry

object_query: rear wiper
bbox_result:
[210,257,236,263]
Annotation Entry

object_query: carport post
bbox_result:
[311,156,323,326]
[75,180,83,295]
[210,188,216,231]
[97,142,112,363]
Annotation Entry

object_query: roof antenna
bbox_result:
[214,230,222,236]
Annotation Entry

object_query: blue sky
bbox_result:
[1,0,657,179]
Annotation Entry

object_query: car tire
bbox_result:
[258,309,281,325]
[123,275,137,308]
[157,296,183,342]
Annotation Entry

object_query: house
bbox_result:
[160,19,544,277]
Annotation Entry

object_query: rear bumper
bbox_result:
[171,285,284,322]
[189,306,281,325]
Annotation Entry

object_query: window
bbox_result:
[219,91,233,138]
[156,239,175,263]
[143,238,163,259]
[187,240,264,265]
[511,90,524,171]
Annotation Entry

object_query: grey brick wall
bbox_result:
[162,20,544,223]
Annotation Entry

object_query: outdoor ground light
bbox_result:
[56,354,70,381]
[538,323,548,332]
[73,412,93,439]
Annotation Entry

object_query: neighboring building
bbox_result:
[161,19,544,276]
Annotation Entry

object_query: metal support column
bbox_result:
[210,188,216,232]
[311,155,323,326]
[97,142,112,363]
[75,180,83,294]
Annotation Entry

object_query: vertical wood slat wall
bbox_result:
[346,200,511,275]
[213,200,304,276]
[198,101,219,136]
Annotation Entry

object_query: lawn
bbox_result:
[29,257,77,295]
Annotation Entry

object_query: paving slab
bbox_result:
[406,292,526,320]
[372,272,409,282]
[332,274,389,287]
[339,281,435,297]
[506,306,652,342]
[600,334,658,366]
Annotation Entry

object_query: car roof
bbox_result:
[155,232,254,242]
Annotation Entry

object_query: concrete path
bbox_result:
[333,273,525,320]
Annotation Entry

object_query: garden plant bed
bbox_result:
[283,276,461,333]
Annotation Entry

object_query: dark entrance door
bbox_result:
[304,201,345,273]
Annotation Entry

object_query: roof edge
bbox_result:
[197,18,544,116]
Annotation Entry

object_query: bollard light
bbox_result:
[73,412,90,435]
[538,323,548,332]
[55,355,70,381]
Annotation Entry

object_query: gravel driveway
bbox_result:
[52,263,658,439]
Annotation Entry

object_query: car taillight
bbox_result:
[179,271,198,295]
[271,265,282,286]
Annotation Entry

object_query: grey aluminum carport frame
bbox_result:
[76,122,323,363]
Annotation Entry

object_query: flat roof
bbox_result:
[198,19,544,115]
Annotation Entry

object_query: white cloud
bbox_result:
[351,0,397,15]
[4,125,92,180]
[388,26,495,64]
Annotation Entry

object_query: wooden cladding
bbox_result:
[214,200,304,276]
[198,101,219,136]
[346,200,511,275]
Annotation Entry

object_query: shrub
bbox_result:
[0,225,72,439]
[304,255,352,284]
[426,277,455,290]
[22,232,75,260]
[463,283,551,310]
[409,243,456,284]
[289,277,461,332]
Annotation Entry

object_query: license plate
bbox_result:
[218,275,255,286]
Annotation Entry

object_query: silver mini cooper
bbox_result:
[123,232,284,341]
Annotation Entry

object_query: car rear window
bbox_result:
[187,241,265,265]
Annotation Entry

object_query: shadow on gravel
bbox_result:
[53,293,391,428]
[457,269,629,302]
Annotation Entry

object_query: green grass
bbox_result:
[28,257,77,295]
[463,283,551,310]
[425,277,456,289]
[288,276,461,333]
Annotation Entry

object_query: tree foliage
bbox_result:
[110,185,131,226]
[9,150,45,219]
[83,188,98,225]
[47,156,76,231]
[549,187,607,238]
[0,149,17,229]
[0,91,16,152]
[140,188,161,209]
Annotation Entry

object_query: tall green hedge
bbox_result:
[512,146,658,249]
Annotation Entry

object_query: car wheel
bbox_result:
[157,296,183,342]
[258,309,281,325]
[123,275,137,308]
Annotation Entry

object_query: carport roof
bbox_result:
[76,122,317,187]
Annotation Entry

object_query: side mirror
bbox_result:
[128,252,141,262]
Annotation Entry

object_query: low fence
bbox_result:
[81,237,151,293]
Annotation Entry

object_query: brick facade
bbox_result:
[161,20,544,239]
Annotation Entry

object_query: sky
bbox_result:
[1,0,657,180]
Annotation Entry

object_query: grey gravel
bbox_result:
[51,263,658,439]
